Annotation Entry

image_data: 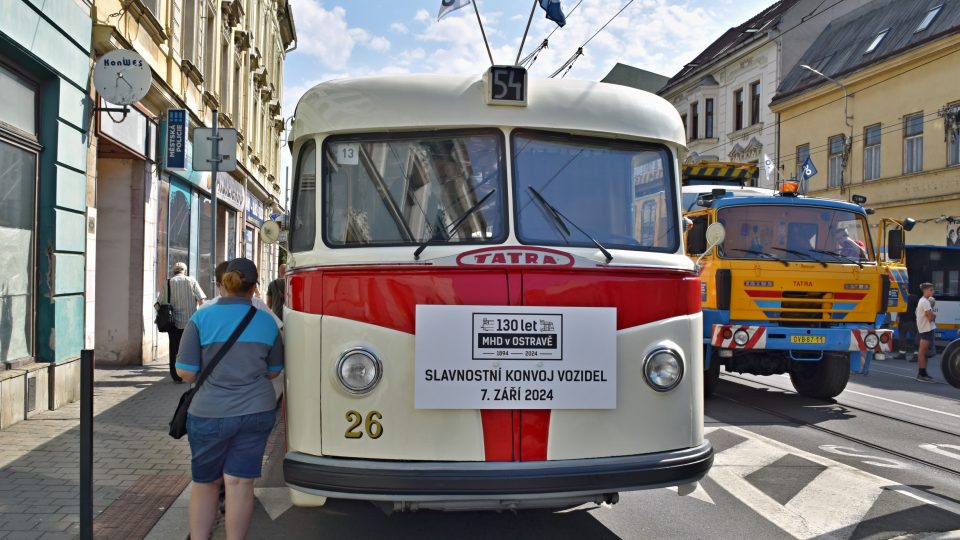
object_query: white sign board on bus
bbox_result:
[415,305,616,409]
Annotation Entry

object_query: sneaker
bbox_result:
[908,357,918,363]
[916,374,935,383]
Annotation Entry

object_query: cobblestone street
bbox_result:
[0,365,191,539]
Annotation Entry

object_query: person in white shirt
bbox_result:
[915,282,936,382]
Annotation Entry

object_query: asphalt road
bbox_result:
[228,354,960,539]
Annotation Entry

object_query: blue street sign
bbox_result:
[165,109,187,170]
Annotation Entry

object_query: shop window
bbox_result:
[168,180,192,271]
[0,62,38,365]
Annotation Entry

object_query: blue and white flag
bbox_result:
[763,153,775,182]
[539,0,566,27]
[799,155,817,193]
[438,0,472,21]
[799,156,817,181]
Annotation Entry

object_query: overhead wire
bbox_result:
[547,0,636,78]
[522,0,586,69]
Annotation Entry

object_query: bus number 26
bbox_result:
[345,410,383,439]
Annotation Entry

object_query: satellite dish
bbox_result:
[261,220,281,244]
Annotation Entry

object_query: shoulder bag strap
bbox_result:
[166,278,171,303]
[194,306,258,390]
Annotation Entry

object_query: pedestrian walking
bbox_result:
[265,263,286,321]
[915,282,937,382]
[175,257,284,540]
[156,262,206,383]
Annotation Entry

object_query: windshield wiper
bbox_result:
[730,248,789,267]
[528,187,613,263]
[771,247,827,267]
[528,186,571,241]
[414,190,496,260]
[810,248,863,269]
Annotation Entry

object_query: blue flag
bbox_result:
[539,0,566,27]
[799,156,817,194]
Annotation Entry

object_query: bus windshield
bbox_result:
[716,204,874,263]
[322,130,506,247]
[512,130,678,253]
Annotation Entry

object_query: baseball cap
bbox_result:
[225,257,258,285]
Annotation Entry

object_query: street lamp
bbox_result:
[801,64,852,127]
[801,64,854,193]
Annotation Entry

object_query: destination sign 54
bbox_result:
[416,305,616,409]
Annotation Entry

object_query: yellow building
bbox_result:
[771,0,960,248]
[89,0,295,365]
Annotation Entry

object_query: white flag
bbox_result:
[438,0,472,21]
[763,154,775,182]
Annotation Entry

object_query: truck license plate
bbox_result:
[791,335,826,344]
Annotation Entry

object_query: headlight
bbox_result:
[643,348,684,392]
[863,333,879,349]
[336,348,383,394]
[733,329,750,346]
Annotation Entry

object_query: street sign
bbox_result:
[165,109,187,170]
[192,127,237,172]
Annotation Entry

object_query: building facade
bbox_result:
[89,0,295,367]
[658,0,871,187]
[0,0,93,428]
[771,0,960,246]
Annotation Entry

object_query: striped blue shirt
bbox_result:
[176,297,284,418]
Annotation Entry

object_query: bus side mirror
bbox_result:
[696,222,726,268]
[888,229,904,260]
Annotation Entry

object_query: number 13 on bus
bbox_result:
[276,66,712,512]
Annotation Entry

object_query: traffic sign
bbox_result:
[192,127,237,171]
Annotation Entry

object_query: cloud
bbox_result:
[290,1,391,69]
[390,22,408,34]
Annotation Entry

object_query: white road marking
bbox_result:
[841,390,960,420]
[818,445,907,469]
[707,425,960,539]
[919,443,960,461]
[666,483,715,505]
[254,487,294,521]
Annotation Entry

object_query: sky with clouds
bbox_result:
[278,0,776,191]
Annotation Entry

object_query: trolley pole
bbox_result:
[210,110,220,290]
[80,349,94,540]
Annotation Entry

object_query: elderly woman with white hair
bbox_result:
[156,261,206,382]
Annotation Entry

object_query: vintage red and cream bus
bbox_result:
[279,69,712,511]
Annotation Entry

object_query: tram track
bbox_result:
[714,374,960,478]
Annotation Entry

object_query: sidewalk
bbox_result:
[0,364,192,539]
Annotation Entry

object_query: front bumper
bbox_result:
[284,442,713,502]
[710,324,893,353]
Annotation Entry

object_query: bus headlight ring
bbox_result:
[863,333,879,349]
[642,348,684,392]
[336,348,383,394]
[733,329,750,346]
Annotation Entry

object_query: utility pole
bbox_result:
[210,110,220,291]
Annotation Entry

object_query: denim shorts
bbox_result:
[187,410,276,483]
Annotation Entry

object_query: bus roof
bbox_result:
[290,74,686,146]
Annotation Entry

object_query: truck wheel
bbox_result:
[789,352,849,399]
[941,339,960,389]
[704,346,721,398]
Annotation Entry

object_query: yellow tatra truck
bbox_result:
[682,162,893,399]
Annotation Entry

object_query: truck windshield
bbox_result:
[322,130,506,247]
[716,204,874,263]
[512,129,678,253]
